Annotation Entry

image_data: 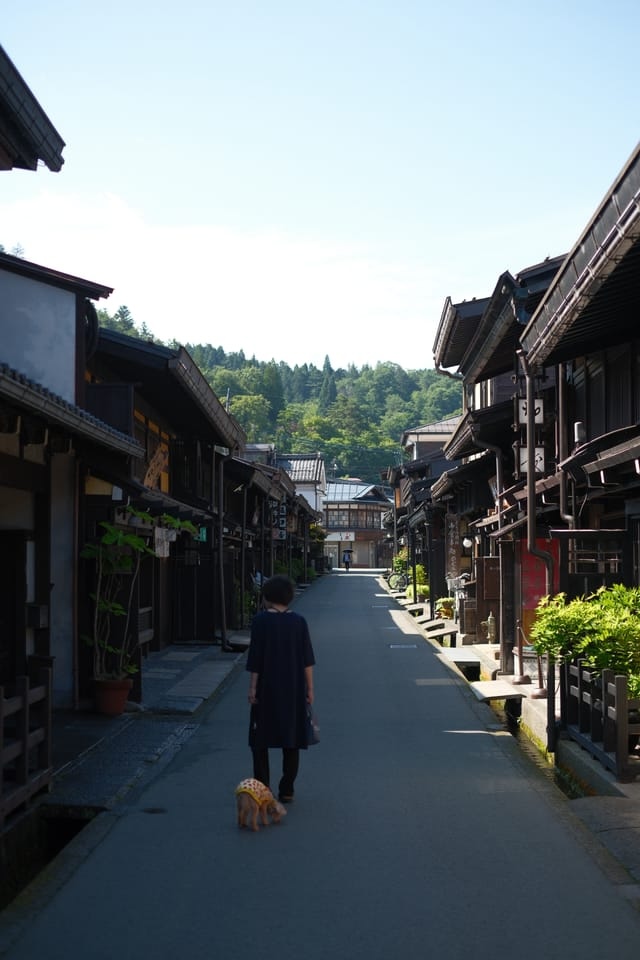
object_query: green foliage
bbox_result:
[435,597,455,618]
[529,593,598,662]
[81,508,156,679]
[530,586,640,692]
[412,564,428,585]
[82,507,196,679]
[393,549,408,571]
[95,310,462,483]
[406,581,429,602]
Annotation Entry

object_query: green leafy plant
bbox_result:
[160,512,198,536]
[406,583,429,602]
[413,563,428,586]
[581,585,640,691]
[435,596,454,618]
[529,593,598,663]
[530,585,640,696]
[82,507,196,679]
[393,548,408,572]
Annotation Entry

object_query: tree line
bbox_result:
[98,306,462,483]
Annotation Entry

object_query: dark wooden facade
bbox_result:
[428,143,640,704]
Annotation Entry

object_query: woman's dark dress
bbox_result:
[247,609,315,749]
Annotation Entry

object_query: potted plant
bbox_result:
[82,507,199,714]
[435,596,455,620]
[413,564,429,602]
[81,507,156,715]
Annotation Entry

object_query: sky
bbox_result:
[2,1,639,370]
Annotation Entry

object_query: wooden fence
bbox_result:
[0,662,52,830]
[563,659,640,782]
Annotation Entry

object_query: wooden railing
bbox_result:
[563,660,640,782]
[0,662,52,830]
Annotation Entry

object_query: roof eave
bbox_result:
[521,142,640,366]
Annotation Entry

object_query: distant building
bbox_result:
[244,445,326,513]
[275,453,326,513]
[323,479,393,569]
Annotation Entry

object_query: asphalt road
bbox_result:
[3,572,640,959]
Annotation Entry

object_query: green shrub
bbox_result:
[435,596,454,618]
[530,585,640,694]
[413,564,428,585]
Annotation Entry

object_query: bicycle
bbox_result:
[388,569,408,590]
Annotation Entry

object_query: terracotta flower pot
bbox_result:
[94,677,133,716]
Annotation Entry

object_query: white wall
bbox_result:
[0,270,76,402]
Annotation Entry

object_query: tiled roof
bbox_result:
[324,480,392,504]
[0,363,143,456]
[276,454,325,484]
[0,45,65,172]
[404,414,463,436]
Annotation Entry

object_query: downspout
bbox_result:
[556,362,574,730]
[517,349,557,750]
[470,426,508,672]
[557,363,575,527]
[410,526,417,601]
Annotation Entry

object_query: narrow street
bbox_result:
[3,572,640,959]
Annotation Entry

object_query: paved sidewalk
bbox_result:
[47,634,249,811]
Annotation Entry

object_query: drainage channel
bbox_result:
[493,702,588,800]
[0,803,100,912]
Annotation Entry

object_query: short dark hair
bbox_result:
[262,575,295,606]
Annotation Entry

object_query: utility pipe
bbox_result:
[557,363,576,528]
[470,426,513,673]
[518,349,557,749]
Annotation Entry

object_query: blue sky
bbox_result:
[2,1,639,369]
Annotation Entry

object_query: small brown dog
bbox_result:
[235,778,287,832]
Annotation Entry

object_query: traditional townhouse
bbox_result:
[84,328,248,682]
[518,143,640,604]
[385,416,461,617]
[430,140,640,705]
[275,452,327,513]
[431,256,565,670]
[0,253,143,825]
[323,479,392,569]
[244,445,325,583]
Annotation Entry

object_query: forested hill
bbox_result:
[98,307,462,484]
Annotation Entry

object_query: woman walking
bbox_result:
[246,575,316,803]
